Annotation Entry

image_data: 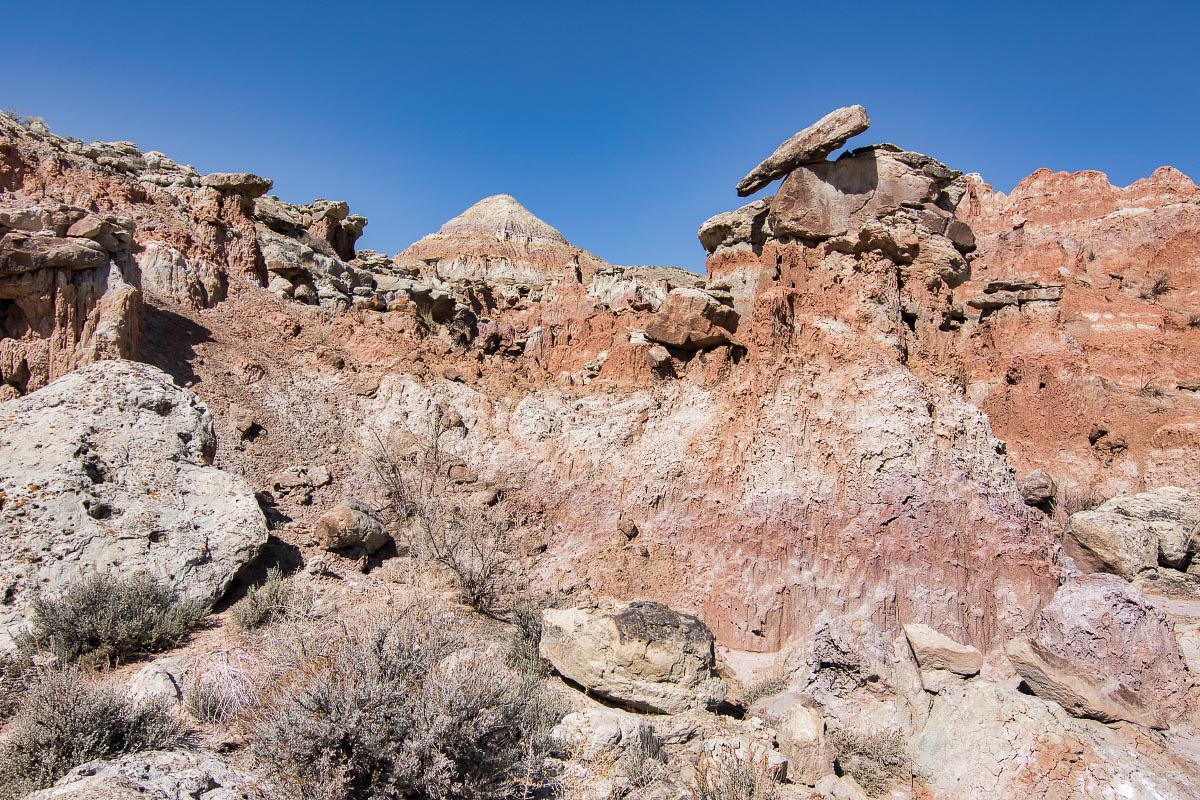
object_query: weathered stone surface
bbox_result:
[315,498,390,554]
[1068,487,1200,576]
[643,287,737,350]
[25,750,286,800]
[902,623,982,676]
[801,616,929,740]
[914,682,1200,800]
[769,145,960,240]
[549,705,657,761]
[748,691,833,786]
[539,599,727,713]
[1019,469,1057,506]
[1006,574,1192,728]
[736,105,871,197]
[698,198,773,254]
[200,171,273,198]
[0,361,268,650]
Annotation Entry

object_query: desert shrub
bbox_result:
[1053,485,1107,526]
[506,596,551,677]
[1188,312,1200,328]
[829,729,909,797]
[0,652,34,720]
[685,751,777,800]
[245,608,564,800]
[369,412,519,615]
[186,649,258,725]
[621,728,667,790]
[232,567,312,630]
[21,573,207,667]
[1141,272,1173,300]
[0,669,189,799]
[739,672,790,710]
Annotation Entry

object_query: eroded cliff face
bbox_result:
[2,109,1195,665]
[956,167,1200,497]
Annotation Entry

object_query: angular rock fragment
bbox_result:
[644,287,738,350]
[902,623,982,676]
[316,499,390,554]
[737,105,871,197]
[1068,487,1200,576]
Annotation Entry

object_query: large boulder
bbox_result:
[643,288,738,351]
[1005,574,1192,729]
[1067,487,1200,577]
[914,682,1200,800]
[0,360,268,650]
[539,599,727,713]
[736,105,871,197]
[769,145,960,240]
[25,750,285,800]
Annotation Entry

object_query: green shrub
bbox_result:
[0,669,190,799]
[247,609,564,800]
[829,728,909,797]
[232,567,310,631]
[22,573,207,667]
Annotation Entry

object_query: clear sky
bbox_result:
[5,0,1198,272]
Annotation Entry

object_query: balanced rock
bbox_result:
[539,599,727,713]
[736,105,871,197]
[1068,487,1200,576]
[315,499,390,554]
[1005,574,1191,728]
[200,171,273,198]
[0,361,268,650]
[644,287,738,350]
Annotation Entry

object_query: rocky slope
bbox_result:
[3,107,1200,798]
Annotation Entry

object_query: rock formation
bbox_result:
[0,360,267,649]
[4,106,1200,798]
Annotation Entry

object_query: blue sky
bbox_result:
[6,0,1198,272]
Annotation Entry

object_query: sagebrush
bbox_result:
[0,669,189,799]
[685,750,778,800]
[233,567,312,630]
[21,572,207,667]
[829,728,909,797]
[245,608,564,800]
[369,410,519,614]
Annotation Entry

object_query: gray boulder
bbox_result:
[0,361,268,650]
[25,750,285,800]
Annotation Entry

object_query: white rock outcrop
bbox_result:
[0,360,268,649]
